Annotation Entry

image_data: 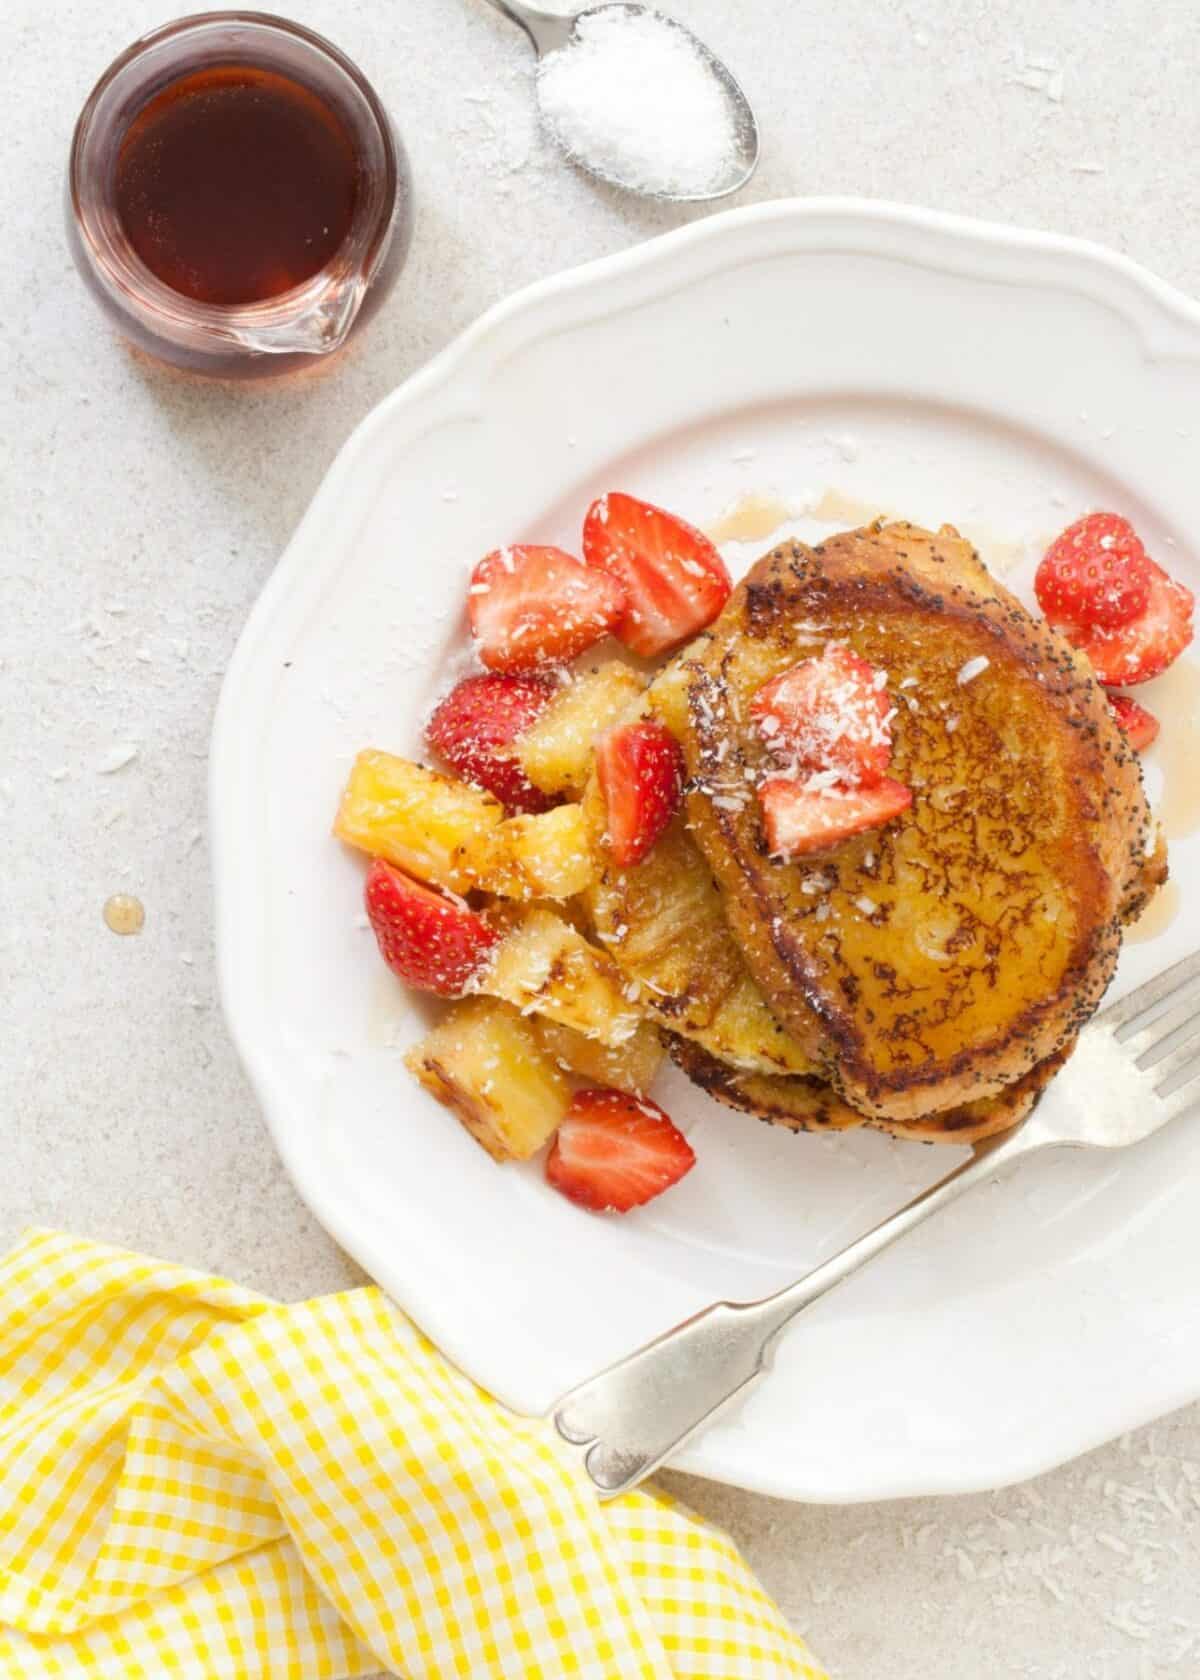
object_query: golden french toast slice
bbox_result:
[674,522,1156,1123]
[667,1033,1067,1146]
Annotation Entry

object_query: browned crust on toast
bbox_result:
[667,1031,1066,1145]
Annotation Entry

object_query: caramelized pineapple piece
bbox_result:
[482,907,641,1047]
[583,801,742,1032]
[477,804,596,900]
[533,1017,665,1095]
[517,661,646,796]
[334,750,503,894]
[405,997,571,1161]
[335,752,594,900]
[675,974,818,1076]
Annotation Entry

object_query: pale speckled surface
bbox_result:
[3,3,1199,1675]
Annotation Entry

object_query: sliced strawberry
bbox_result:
[582,492,731,657]
[595,719,684,867]
[468,545,624,673]
[760,775,913,859]
[364,859,498,996]
[1035,513,1154,630]
[546,1088,696,1213]
[1062,562,1194,686]
[751,643,893,786]
[426,672,556,814]
[1108,693,1160,752]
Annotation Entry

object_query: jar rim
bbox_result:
[68,11,400,346]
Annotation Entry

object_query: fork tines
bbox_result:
[1105,949,1200,1102]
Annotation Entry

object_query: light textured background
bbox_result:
[3,3,1199,1675]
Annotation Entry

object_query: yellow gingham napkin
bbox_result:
[0,1230,825,1679]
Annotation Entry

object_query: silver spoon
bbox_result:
[483,1,759,202]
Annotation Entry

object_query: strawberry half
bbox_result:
[595,719,684,867]
[751,643,893,785]
[468,544,624,673]
[1063,562,1194,686]
[546,1088,696,1213]
[426,672,556,814]
[1035,513,1153,630]
[760,775,913,859]
[582,492,731,658]
[1108,693,1160,752]
[364,859,498,996]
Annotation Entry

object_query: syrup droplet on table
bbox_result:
[103,894,145,936]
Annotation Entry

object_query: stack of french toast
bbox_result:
[588,521,1162,1144]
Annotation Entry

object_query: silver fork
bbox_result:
[550,949,1200,1497]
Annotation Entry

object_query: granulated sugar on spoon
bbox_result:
[484,1,759,201]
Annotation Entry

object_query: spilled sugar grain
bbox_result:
[536,10,739,196]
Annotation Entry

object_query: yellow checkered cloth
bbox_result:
[0,1231,825,1680]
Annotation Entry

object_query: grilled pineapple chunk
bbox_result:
[533,1017,664,1094]
[335,750,503,894]
[674,973,818,1076]
[584,801,742,1032]
[335,753,593,899]
[482,907,641,1047]
[517,661,646,796]
[405,997,571,1161]
[480,804,596,900]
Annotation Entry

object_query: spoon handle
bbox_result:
[480,0,576,56]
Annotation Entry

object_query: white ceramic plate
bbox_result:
[212,200,1200,1502]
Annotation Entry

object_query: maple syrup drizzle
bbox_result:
[1126,877,1181,944]
[114,64,359,306]
[1143,658,1200,842]
[707,492,797,545]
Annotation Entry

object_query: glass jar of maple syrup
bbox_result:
[68,13,411,376]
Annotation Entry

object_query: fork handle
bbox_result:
[551,1125,1040,1497]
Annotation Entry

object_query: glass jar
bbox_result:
[67,12,412,377]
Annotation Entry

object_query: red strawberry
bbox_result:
[364,859,498,996]
[1064,562,1194,686]
[760,775,913,859]
[546,1088,696,1213]
[582,492,731,658]
[751,644,893,786]
[427,672,556,814]
[468,545,624,673]
[595,719,684,867]
[1108,694,1160,752]
[1035,513,1153,629]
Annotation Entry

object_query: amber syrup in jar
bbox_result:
[114,65,359,307]
[68,14,411,375]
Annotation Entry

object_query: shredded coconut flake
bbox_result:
[95,744,139,775]
[957,655,990,685]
